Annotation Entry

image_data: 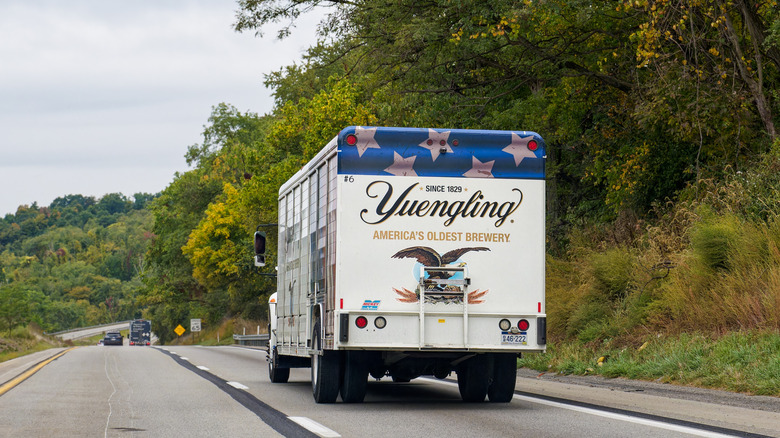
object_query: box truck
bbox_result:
[257,126,546,403]
[129,319,151,346]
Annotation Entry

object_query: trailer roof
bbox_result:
[279,127,546,196]
[338,126,545,180]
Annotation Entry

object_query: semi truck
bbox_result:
[129,319,151,346]
[256,126,546,403]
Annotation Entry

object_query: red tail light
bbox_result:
[355,316,368,329]
[346,134,358,145]
[528,140,538,151]
[518,319,530,331]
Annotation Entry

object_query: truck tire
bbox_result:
[340,351,368,403]
[487,353,517,402]
[268,348,290,383]
[457,354,489,402]
[311,324,340,403]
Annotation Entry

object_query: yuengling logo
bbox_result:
[359,181,523,227]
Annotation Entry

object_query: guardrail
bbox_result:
[45,320,133,336]
[233,334,270,347]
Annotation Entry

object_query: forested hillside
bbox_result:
[3,1,779,385]
[0,194,155,333]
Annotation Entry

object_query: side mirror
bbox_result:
[254,231,266,267]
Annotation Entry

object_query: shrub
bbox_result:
[689,213,738,271]
[590,247,635,301]
[566,299,610,340]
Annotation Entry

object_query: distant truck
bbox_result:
[256,126,546,403]
[129,319,151,346]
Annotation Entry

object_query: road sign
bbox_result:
[191,319,201,332]
[174,324,185,336]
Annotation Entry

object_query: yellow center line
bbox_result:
[0,347,78,396]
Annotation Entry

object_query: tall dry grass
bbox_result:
[538,146,780,393]
[547,154,780,344]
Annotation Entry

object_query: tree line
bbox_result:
[0,194,155,334]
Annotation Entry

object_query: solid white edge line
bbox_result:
[288,417,341,438]
[197,366,210,371]
[224,345,266,353]
[424,379,740,438]
[227,381,249,390]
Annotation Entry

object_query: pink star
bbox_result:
[502,133,537,166]
[353,126,380,157]
[463,156,495,178]
[384,152,417,176]
[419,129,453,161]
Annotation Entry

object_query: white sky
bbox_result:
[0,0,321,217]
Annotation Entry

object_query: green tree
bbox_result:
[141,170,222,342]
[182,184,257,315]
[628,0,780,178]
[0,284,31,333]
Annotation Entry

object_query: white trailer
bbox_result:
[257,126,546,403]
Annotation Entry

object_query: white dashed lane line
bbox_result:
[227,381,249,390]
[288,417,341,438]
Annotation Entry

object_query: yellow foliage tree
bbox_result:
[182,183,247,291]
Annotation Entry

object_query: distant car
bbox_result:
[103,331,123,346]
[97,339,104,346]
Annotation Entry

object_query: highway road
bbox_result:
[0,345,777,437]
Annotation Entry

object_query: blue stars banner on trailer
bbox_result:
[337,126,546,179]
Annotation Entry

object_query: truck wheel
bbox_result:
[457,354,489,402]
[487,353,517,403]
[340,351,368,403]
[268,348,290,383]
[311,324,340,403]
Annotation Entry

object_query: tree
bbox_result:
[182,184,246,289]
[629,0,780,174]
[0,285,31,333]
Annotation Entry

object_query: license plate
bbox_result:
[501,333,527,345]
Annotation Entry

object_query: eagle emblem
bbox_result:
[391,246,489,279]
[391,246,489,304]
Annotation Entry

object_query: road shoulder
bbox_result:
[517,368,780,437]
[0,348,68,386]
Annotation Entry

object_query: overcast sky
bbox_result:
[0,1,321,217]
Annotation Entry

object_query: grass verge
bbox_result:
[0,325,67,364]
